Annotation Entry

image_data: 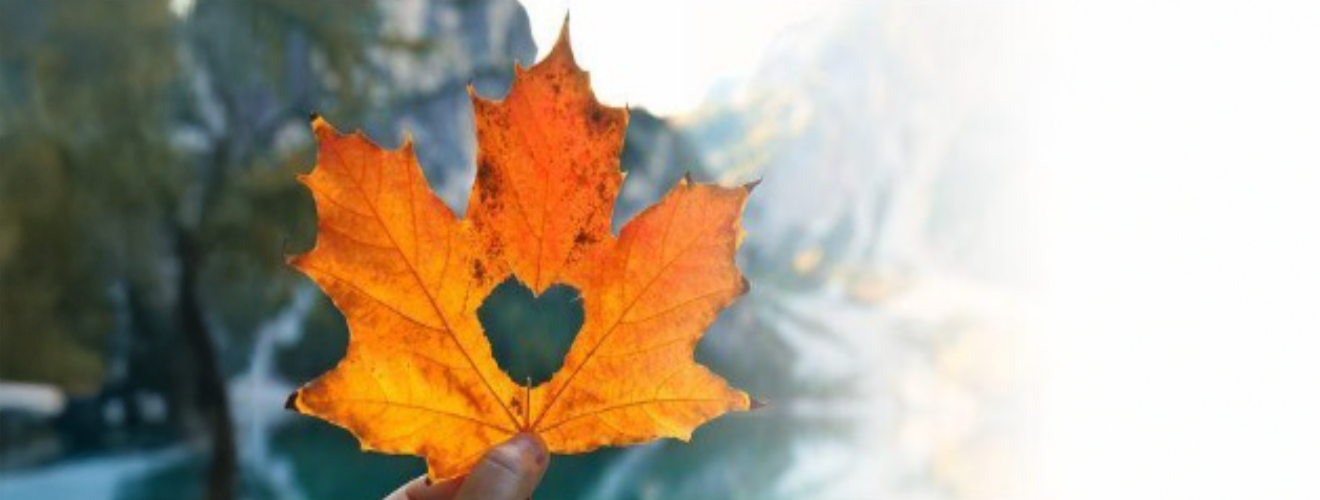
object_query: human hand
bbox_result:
[384,434,549,500]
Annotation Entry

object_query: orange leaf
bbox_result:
[288,19,756,481]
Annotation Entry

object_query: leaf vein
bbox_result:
[538,397,728,433]
[532,218,729,428]
[328,142,523,431]
[328,398,516,434]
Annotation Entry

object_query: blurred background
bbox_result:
[1,0,1029,499]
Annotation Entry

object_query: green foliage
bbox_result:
[0,0,378,390]
[0,0,178,390]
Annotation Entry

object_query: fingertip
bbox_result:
[453,434,549,500]
[498,433,549,471]
[524,433,548,467]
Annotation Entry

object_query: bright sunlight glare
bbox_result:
[521,0,825,117]
[1027,2,1320,499]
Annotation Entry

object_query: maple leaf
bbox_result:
[287,20,758,481]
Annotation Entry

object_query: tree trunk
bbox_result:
[175,229,237,500]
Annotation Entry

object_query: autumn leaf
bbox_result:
[287,19,758,481]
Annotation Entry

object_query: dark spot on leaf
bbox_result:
[586,104,611,134]
[574,230,598,246]
[476,158,501,203]
[472,260,486,282]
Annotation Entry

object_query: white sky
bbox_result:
[1026,2,1320,499]
[520,0,825,116]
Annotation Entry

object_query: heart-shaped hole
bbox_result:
[477,278,584,387]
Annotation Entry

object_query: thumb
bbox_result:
[454,434,549,500]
